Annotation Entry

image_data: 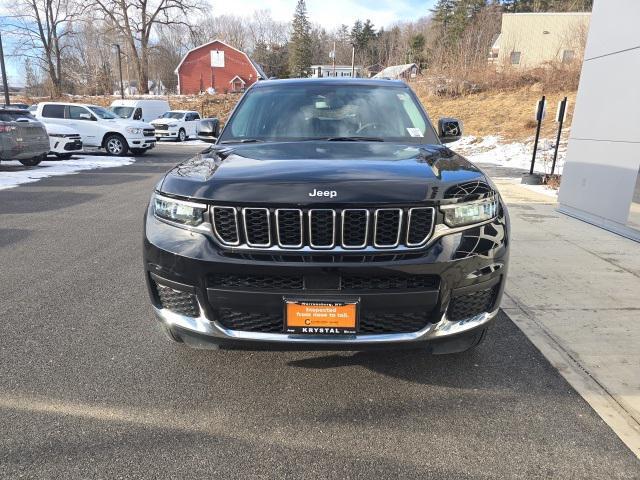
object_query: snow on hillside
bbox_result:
[450,135,567,175]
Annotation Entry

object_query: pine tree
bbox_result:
[288,0,312,77]
[431,0,458,28]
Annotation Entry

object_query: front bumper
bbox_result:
[50,138,83,153]
[154,130,178,139]
[130,137,156,149]
[143,202,509,350]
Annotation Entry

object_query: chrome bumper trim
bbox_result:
[153,302,499,345]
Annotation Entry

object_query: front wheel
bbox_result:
[104,134,129,156]
[177,129,186,142]
[19,155,44,167]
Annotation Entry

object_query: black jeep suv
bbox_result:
[143,78,509,353]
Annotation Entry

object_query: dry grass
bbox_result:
[418,86,577,141]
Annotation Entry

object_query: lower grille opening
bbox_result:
[217,309,282,333]
[341,274,438,291]
[210,274,304,291]
[208,273,439,292]
[359,311,431,333]
[153,281,199,317]
[448,284,499,321]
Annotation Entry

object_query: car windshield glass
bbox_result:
[111,106,134,119]
[219,83,438,144]
[88,106,117,119]
[161,112,185,119]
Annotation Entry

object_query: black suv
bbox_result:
[143,79,509,353]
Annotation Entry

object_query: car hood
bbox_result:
[159,142,487,204]
[44,123,78,135]
[105,119,153,128]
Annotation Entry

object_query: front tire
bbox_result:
[19,155,44,167]
[177,129,186,142]
[104,134,129,156]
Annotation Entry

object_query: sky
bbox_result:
[2,0,436,86]
[210,0,435,28]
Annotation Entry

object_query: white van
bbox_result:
[109,99,170,123]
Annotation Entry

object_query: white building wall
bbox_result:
[558,0,640,241]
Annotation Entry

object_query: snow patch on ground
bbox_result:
[0,155,135,190]
[450,135,566,175]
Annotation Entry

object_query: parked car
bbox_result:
[0,108,49,166]
[44,123,83,159]
[196,118,220,143]
[143,78,510,353]
[109,99,170,123]
[34,102,156,156]
[150,110,200,142]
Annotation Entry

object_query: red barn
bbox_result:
[175,40,267,94]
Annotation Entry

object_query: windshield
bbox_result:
[161,112,185,119]
[111,106,134,119]
[218,84,438,144]
[89,106,117,119]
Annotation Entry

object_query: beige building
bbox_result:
[490,12,591,68]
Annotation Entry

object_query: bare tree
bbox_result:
[9,0,78,96]
[90,0,203,93]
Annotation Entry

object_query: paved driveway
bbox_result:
[1,144,638,479]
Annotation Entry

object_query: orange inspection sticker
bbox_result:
[285,301,357,334]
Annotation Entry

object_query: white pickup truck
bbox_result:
[34,102,156,156]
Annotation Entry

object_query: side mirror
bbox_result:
[79,113,92,120]
[438,117,463,143]
[211,118,220,137]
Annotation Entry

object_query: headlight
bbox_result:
[48,133,64,138]
[153,194,207,226]
[168,124,178,128]
[441,196,498,228]
[126,127,143,134]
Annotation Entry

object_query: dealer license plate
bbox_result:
[285,300,357,335]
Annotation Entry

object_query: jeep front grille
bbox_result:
[210,207,435,251]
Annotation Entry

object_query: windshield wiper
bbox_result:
[219,138,264,144]
[323,136,384,142]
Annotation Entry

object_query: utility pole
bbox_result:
[0,30,10,106]
[113,44,124,99]
[351,45,355,78]
[332,41,336,77]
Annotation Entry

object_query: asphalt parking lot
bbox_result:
[1,144,638,479]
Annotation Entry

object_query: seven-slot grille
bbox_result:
[211,207,435,251]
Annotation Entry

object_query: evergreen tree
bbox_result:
[288,0,312,77]
[350,20,364,49]
[431,0,457,29]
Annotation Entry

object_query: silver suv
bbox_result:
[0,108,49,166]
